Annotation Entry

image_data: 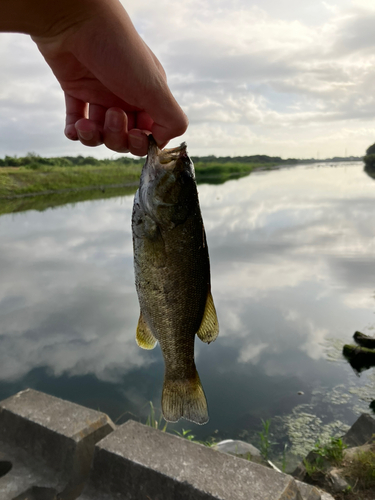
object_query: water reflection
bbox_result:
[0,184,138,217]
[0,162,374,461]
[364,163,375,181]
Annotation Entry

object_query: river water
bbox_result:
[1,161,374,467]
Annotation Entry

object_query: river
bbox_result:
[0,161,374,468]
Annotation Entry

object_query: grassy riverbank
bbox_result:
[0,153,286,199]
[0,164,141,198]
[0,162,274,198]
[0,152,364,200]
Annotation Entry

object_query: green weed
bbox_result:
[259,418,271,461]
[345,449,375,489]
[303,457,324,478]
[314,437,347,465]
[174,429,196,441]
[281,444,288,473]
[174,429,216,447]
[145,402,168,432]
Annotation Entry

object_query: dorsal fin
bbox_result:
[136,312,157,349]
[196,291,219,344]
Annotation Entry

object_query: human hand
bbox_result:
[1,0,188,156]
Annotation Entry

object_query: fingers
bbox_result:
[64,95,87,141]
[65,95,103,146]
[150,101,189,148]
[140,84,188,148]
[103,108,128,152]
[127,130,149,156]
[102,108,149,155]
[65,95,150,155]
[74,103,105,146]
[75,118,103,146]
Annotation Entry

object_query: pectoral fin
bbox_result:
[196,291,219,344]
[136,312,157,349]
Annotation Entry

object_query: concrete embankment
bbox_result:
[0,389,335,500]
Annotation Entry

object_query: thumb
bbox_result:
[148,93,189,147]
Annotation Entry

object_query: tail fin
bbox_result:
[161,372,209,425]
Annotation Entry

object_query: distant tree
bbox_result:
[26,151,40,159]
[364,143,375,170]
[4,155,21,167]
[53,157,73,167]
[78,155,99,166]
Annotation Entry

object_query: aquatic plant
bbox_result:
[259,418,271,461]
[174,428,216,447]
[281,444,288,473]
[174,429,196,441]
[145,401,168,432]
[303,456,324,479]
[314,437,347,465]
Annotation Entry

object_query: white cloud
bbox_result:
[0,1,375,158]
[238,342,269,363]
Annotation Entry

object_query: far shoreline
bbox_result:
[0,153,363,202]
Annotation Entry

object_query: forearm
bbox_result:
[0,0,102,37]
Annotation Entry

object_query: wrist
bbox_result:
[0,0,103,37]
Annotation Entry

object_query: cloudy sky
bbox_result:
[0,0,375,159]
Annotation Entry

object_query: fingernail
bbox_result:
[106,110,123,132]
[77,129,94,141]
[65,126,78,140]
[129,134,144,150]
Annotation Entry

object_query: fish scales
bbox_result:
[132,136,219,424]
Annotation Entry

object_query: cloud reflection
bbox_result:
[0,196,158,383]
[0,163,374,394]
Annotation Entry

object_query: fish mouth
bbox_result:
[148,136,187,169]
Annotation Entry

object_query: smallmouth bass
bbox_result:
[132,137,219,425]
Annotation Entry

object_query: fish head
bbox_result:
[139,136,198,227]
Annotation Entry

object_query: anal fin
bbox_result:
[196,291,219,344]
[136,312,157,350]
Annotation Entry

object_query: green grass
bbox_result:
[314,437,347,465]
[194,161,278,184]
[0,157,283,201]
[303,456,325,479]
[303,437,347,480]
[258,418,272,461]
[144,402,168,432]
[345,449,375,490]
[0,163,142,198]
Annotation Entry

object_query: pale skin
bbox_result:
[0,0,188,156]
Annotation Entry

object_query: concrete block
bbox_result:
[342,413,375,447]
[0,389,115,500]
[80,420,304,500]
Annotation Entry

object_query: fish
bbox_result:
[132,136,219,425]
